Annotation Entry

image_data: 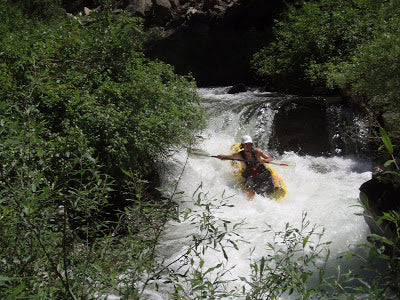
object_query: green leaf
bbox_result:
[11,282,25,297]
[380,236,394,246]
[222,247,228,260]
[228,239,239,250]
[175,284,184,291]
[303,236,309,248]
[260,257,265,277]
[383,171,400,178]
[239,276,250,284]
[199,259,204,268]
[2,206,9,216]
[204,263,223,275]
[369,245,377,261]
[344,252,354,259]
[379,127,393,155]
[384,160,395,167]
[120,167,133,178]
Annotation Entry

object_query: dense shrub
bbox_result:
[252,0,377,84]
[326,14,400,113]
[0,2,205,178]
[252,0,400,113]
[6,0,66,20]
[0,2,204,297]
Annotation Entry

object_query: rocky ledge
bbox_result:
[360,169,400,241]
[110,0,291,86]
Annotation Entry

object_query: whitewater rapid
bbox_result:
[153,87,372,298]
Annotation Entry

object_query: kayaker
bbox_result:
[217,135,275,194]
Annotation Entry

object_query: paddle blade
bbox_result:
[269,160,296,168]
[187,148,211,158]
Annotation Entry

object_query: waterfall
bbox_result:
[326,103,372,156]
[149,87,373,299]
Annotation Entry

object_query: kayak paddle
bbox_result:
[188,148,296,168]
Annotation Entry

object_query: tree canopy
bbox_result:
[252,0,400,113]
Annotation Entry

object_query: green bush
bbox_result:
[0,107,111,297]
[252,0,379,84]
[7,0,66,20]
[326,16,400,112]
[0,2,205,298]
[0,3,205,179]
[252,0,400,114]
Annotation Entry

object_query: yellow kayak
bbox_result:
[230,143,288,202]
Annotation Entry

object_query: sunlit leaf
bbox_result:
[379,127,393,155]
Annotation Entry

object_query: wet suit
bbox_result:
[240,149,274,195]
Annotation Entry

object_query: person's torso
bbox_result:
[240,149,263,178]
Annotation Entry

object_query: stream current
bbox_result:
[152,87,373,298]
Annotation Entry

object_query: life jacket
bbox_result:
[239,149,264,178]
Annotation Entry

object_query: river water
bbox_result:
[150,87,373,299]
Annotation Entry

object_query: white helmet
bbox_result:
[241,135,253,144]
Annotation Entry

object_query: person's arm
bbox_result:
[254,148,273,163]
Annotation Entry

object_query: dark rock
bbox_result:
[269,97,331,156]
[65,0,296,86]
[144,0,290,86]
[151,0,173,24]
[203,0,219,10]
[360,175,400,212]
[186,9,211,34]
[170,0,180,9]
[360,171,400,238]
[155,0,171,9]
[227,83,247,94]
[126,0,152,16]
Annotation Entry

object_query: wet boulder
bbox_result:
[227,83,247,94]
[269,97,330,156]
[359,170,400,238]
[151,0,173,25]
[126,0,153,17]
